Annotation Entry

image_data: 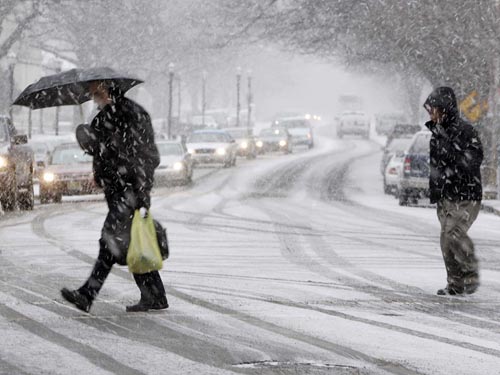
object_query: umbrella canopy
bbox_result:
[13,67,143,109]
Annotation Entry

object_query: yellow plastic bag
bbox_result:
[127,210,163,274]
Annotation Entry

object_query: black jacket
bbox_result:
[424,87,483,203]
[89,95,159,209]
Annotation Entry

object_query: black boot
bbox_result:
[127,271,168,312]
[61,288,92,313]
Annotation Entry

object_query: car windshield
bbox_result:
[157,143,183,156]
[188,132,230,143]
[387,138,413,152]
[51,147,93,165]
[288,127,310,135]
[260,128,284,136]
[31,143,49,154]
[410,134,431,153]
[276,119,309,128]
[225,129,249,138]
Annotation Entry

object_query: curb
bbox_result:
[481,203,500,216]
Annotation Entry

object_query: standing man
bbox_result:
[61,80,168,312]
[424,86,483,296]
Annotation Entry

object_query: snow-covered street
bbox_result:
[1,126,500,375]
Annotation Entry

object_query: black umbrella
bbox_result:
[13,67,143,109]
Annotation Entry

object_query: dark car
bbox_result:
[155,141,193,185]
[0,115,34,211]
[397,130,432,206]
[224,127,257,159]
[256,127,293,154]
[272,118,314,149]
[40,143,99,203]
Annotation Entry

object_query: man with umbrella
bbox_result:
[60,80,168,312]
[14,68,168,312]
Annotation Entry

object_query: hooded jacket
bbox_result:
[89,94,160,209]
[424,87,483,203]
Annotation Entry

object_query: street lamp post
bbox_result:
[167,62,174,140]
[6,51,16,122]
[202,70,207,127]
[177,75,181,126]
[236,66,242,127]
[247,70,252,136]
[52,60,62,136]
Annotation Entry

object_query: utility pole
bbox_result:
[202,70,207,127]
[236,66,242,127]
[167,62,174,140]
[247,69,252,136]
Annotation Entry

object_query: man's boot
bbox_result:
[126,271,168,312]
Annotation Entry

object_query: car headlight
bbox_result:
[279,140,287,147]
[173,162,184,171]
[43,172,55,183]
[188,148,195,154]
[256,141,263,148]
[216,148,226,156]
[0,156,8,169]
[240,141,248,149]
[307,133,311,139]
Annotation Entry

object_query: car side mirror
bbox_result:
[12,134,28,145]
[395,151,404,158]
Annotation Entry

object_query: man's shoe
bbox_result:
[61,288,92,312]
[126,296,168,312]
[437,286,464,296]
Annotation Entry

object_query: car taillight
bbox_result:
[388,167,398,175]
[403,156,411,174]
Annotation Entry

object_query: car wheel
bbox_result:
[338,132,343,139]
[231,156,237,166]
[1,172,17,211]
[383,183,392,195]
[398,191,409,206]
[18,184,35,210]
[54,193,63,203]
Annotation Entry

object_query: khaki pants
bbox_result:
[436,200,480,291]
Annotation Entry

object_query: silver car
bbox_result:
[155,141,193,185]
[186,130,237,167]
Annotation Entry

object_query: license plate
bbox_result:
[68,181,81,190]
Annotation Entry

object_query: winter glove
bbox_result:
[139,207,148,218]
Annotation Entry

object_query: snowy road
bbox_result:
[1,127,500,375]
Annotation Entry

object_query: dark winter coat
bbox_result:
[424,87,483,203]
[89,95,159,209]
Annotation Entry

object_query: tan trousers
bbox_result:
[436,200,480,291]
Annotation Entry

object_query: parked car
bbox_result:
[256,127,293,154]
[0,115,34,211]
[155,141,193,185]
[186,129,237,167]
[30,141,51,180]
[384,154,405,195]
[272,118,314,149]
[397,130,432,206]
[380,134,413,185]
[224,127,257,159]
[40,143,98,203]
[337,111,370,139]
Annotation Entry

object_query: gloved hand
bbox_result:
[139,207,148,218]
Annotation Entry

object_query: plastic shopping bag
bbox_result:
[127,210,163,274]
